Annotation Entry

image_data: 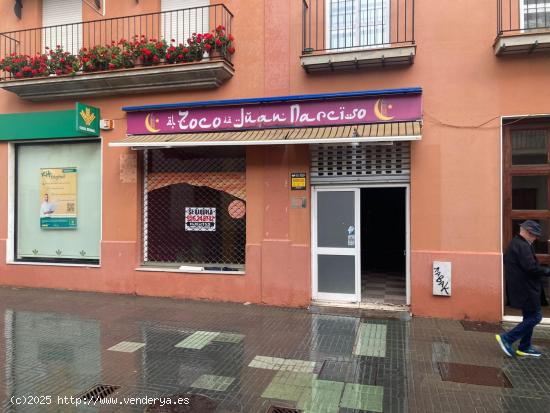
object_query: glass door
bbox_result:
[313,187,360,302]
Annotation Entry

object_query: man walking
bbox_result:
[497,220,550,358]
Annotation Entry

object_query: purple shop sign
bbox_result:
[127,94,422,135]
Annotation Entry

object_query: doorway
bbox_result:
[360,188,407,305]
[312,185,409,305]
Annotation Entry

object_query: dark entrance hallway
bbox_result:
[360,187,407,305]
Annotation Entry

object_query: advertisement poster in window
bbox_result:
[39,167,77,229]
[185,207,216,231]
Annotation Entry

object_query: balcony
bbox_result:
[0,5,234,101]
[301,0,415,73]
[495,0,550,55]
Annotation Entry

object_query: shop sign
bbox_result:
[0,102,100,141]
[185,207,216,231]
[40,167,77,229]
[127,94,422,134]
[76,103,100,135]
[291,173,307,190]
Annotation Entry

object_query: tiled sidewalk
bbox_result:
[0,288,550,412]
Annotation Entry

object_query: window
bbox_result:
[327,0,389,50]
[521,0,550,29]
[504,125,550,258]
[161,0,210,45]
[143,147,246,270]
[42,0,83,54]
[15,141,101,264]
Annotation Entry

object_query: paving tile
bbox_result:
[354,322,387,357]
[174,330,220,349]
[249,355,316,373]
[261,371,316,401]
[191,374,235,391]
[296,379,344,413]
[107,341,145,353]
[213,332,245,343]
[340,383,384,412]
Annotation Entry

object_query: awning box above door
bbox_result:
[110,121,421,148]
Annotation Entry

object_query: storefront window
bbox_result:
[16,141,101,264]
[144,147,246,270]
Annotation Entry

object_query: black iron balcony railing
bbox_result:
[0,4,233,81]
[497,0,550,35]
[302,0,414,54]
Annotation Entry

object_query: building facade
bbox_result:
[0,0,549,323]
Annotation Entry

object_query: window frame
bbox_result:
[520,0,550,30]
[503,121,550,263]
[325,0,390,51]
[13,139,101,266]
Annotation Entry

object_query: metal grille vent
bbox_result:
[266,406,302,413]
[75,384,120,402]
[311,142,411,184]
[144,147,246,268]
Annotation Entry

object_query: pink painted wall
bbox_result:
[1,0,547,320]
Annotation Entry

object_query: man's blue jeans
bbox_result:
[503,308,543,351]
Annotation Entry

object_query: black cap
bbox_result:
[520,220,542,237]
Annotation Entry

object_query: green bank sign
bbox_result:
[75,102,99,135]
[0,103,100,141]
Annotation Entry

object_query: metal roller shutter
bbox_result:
[310,142,411,184]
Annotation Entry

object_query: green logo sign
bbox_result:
[75,103,99,135]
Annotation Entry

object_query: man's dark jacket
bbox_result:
[504,235,550,311]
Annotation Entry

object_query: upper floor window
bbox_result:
[327,0,389,49]
[161,0,210,45]
[42,0,83,54]
[521,0,550,29]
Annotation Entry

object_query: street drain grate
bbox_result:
[437,362,512,388]
[266,406,302,413]
[460,320,503,333]
[145,394,217,412]
[75,384,120,402]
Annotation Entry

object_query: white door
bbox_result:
[313,187,360,302]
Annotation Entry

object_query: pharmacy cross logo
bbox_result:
[80,107,96,126]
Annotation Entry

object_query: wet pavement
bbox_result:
[1,287,550,412]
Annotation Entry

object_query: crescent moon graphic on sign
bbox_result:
[145,113,161,133]
[374,99,395,121]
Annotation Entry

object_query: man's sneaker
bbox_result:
[496,334,515,357]
[516,347,542,358]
